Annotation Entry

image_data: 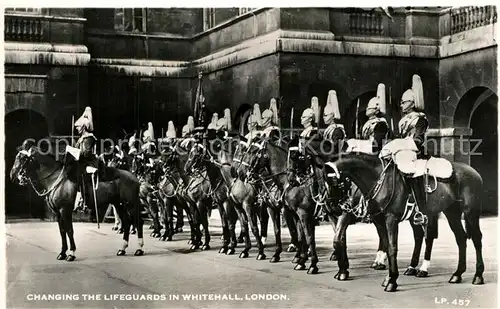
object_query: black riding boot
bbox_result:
[409,177,428,226]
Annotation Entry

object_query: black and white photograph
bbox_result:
[2,5,498,309]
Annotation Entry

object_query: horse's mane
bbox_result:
[19,137,66,162]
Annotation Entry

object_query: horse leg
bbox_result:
[134,205,145,256]
[300,209,319,274]
[218,202,229,254]
[284,207,298,252]
[161,198,174,241]
[268,206,282,263]
[112,205,121,231]
[188,202,202,250]
[333,212,350,280]
[412,216,438,277]
[174,203,184,233]
[183,203,197,245]
[117,210,130,256]
[237,224,245,244]
[56,212,68,260]
[443,208,467,284]
[235,206,251,258]
[383,214,399,292]
[148,198,161,238]
[225,200,238,255]
[292,212,308,270]
[371,215,388,271]
[244,201,265,260]
[259,203,269,246]
[328,213,339,261]
[199,200,211,251]
[464,208,484,285]
[62,207,76,261]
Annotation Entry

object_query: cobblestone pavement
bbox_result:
[5,216,498,308]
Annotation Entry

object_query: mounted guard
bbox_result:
[379,74,430,226]
[244,104,262,143]
[258,98,281,143]
[347,84,390,154]
[65,107,99,213]
[322,90,346,153]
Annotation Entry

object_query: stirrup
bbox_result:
[413,211,428,226]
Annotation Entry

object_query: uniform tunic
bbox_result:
[361,117,390,153]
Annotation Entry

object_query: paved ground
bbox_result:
[6,216,498,309]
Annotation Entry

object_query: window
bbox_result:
[203,8,258,31]
[114,8,147,32]
[5,8,41,14]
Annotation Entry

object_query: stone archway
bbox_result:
[234,103,252,136]
[454,87,498,215]
[5,109,49,218]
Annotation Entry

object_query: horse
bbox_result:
[10,139,146,259]
[325,152,485,291]
[231,137,301,264]
[183,135,246,254]
[155,143,195,242]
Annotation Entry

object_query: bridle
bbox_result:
[16,148,66,198]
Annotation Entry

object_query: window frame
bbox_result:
[114,8,147,33]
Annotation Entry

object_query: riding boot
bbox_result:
[409,177,428,226]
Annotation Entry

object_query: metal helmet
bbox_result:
[401,74,424,112]
[323,90,341,124]
[75,106,94,132]
[366,83,387,116]
[166,121,176,139]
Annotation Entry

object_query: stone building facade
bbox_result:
[4,7,498,217]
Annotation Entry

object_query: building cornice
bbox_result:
[4,42,90,66]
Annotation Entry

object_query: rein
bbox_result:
[28,166,67,197]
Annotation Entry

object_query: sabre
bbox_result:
[71,115,75,146]
[91,174,100,229]
[289,107,294,139]
[355,99,360,139]
[389,86,396,135]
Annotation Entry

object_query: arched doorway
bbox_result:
[5,109,49,218]
[455,87,498,215]
[234,104,252,136]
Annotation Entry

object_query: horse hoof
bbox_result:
[65,254,76,262]
[131,230,137,235]
[374,263,387,270]
[370,262,377,269]
[57,253,67,260]
[219,247,227,254]
[118,229,124,234]
[237,237,244,244]
[116,250,126,256]
[330,253,338,261]
[307,266,319,275]
[416,270,429,278]
[472,275,484,285]
[294,263,306,271]
[201,245,210,251]
[134,249,144,256]
[381,277,390,287]
[449,275,462,284]
[256,253,266,261]
[112,227,118,231]
[226,248,235,255]
[239,251,249,259]
[160,236,166,241]
[384,282,398,292]
[292,257,301,264]
[404,267,417,276]
[187,240,193,245]
[286,244,297,252]
[270,256,280,263]
[337,271,349,281]
[190,244,199,250]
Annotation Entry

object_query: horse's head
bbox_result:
[184,141,208,173]
[10,139,38,186]
[231,137,269,180]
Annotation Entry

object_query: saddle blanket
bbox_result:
[346,139,373,154]
[414,157,453,179]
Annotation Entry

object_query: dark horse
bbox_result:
[10,139,146,260]
[325,152,485,291]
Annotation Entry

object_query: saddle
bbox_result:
[413,157,453,180]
